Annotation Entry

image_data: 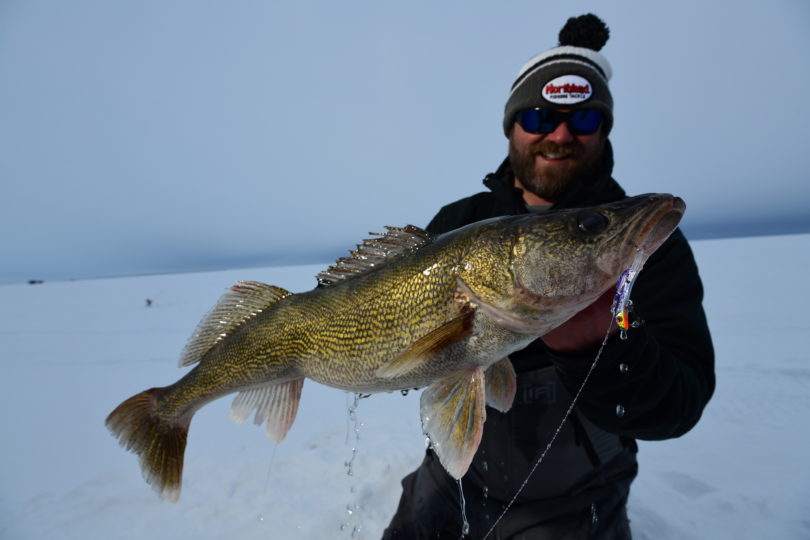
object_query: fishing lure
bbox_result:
[612,250,646,332]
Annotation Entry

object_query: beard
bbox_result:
[508,137,604,203]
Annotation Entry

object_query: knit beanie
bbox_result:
[503,14,613,137]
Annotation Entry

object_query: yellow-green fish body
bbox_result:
[106,193,685,502]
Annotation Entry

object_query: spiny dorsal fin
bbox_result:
[317,225,432,286]
[179,281,292,367]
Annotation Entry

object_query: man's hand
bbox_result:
[542,288,619,354]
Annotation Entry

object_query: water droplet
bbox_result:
[631,319,642,328]
[619,329,628,340]
[619,363,630,374]
[482,460,488,472]
[482,485,489,499]
[591,503,599,525]
[400,389,409,396]
[616,404,626,417]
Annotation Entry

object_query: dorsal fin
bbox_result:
[317,225,432,286]
[179,281,292,367]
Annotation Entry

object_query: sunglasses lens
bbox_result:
[517,109,559,134]
[569,109,603,134]
[517,109,603,135]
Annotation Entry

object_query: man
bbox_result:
[382,14,715,540]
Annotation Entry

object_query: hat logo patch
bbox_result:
[542,75,592,104]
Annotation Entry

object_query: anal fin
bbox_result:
[229,379,304,443]
[376,306,475,379]
[485,357,516,413]
[420,366,486,479]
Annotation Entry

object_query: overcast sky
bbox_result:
[2,1,809,285]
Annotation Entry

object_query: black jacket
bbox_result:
[426,147,715,441]
[384,144,715,539]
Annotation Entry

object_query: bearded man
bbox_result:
[382,14,715,540]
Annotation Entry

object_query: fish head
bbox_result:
[505,193,685,326]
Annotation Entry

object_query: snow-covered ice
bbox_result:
[1,234,809,539]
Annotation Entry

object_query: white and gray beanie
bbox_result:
[503,14,614,136]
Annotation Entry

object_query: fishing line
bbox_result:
[481,321,615,539]
[263,443,279,493]
[257,443,279,525]
[482,255,645,538]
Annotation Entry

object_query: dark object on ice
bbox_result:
[28,279,44,285]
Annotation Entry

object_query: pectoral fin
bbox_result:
[375,306,475,379]
[420,367,486,479]
[485,357,516,413]
[229,379,304,443]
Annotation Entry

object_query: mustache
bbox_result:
[529,140,584,157]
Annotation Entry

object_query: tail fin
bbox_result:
[105,388,190,503]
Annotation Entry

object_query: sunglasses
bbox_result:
[516,108,603,135]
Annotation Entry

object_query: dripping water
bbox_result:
[344,393,364,476]
[457,478,470,538]
[341,393,367,536]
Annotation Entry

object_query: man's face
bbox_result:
[508,111,606,204]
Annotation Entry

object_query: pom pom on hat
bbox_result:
[503,14,614,137]
[558,14,610,51]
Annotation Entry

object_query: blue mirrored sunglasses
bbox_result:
[516,108,603,135]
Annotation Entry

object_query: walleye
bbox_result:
[106,193,685,502]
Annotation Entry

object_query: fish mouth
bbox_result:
[630,195,685,255]
[592,194,685,279]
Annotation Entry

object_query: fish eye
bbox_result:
[576,211,609,235]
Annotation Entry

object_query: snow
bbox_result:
[1,234,809,539]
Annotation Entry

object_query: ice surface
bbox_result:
[1,235,809,539]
